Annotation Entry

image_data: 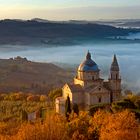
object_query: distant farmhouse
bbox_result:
[56,51,121,114]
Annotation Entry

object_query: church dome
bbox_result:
[78,51,99,72]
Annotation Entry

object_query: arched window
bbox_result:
[92,76,94,80]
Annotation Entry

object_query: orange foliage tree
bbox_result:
[40,95,47,102]
[0,109,140,140]
[12,113,68,140]
[26,95,40,102]
[99,110,139,140]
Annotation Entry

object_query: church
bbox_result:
[55,51,121,114]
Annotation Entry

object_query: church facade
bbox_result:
[55,51,121,114]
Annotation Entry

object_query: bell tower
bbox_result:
[109,55,121,102]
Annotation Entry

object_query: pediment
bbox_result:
[62,83,71,92]
[63,83,83,93]
[89,85,109,94]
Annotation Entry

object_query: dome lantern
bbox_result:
[86,51,91,60]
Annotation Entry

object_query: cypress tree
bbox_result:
[65,95,71,119]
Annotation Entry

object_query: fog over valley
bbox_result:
[0,33,140,93]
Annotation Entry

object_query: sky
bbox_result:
[0,0,140,20]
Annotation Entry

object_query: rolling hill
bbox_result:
[0,56,72,94]
[0,19,137,45]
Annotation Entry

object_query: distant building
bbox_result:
[56,51,121,114]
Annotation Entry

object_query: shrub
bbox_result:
[89,103,110,115]
[112,99,136,111]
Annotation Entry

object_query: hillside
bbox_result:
[0,19,137,45]
[0,56,72,94]
[94,19,140,28]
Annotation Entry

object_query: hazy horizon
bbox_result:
[0,0,140,20]
[1,17,140,22]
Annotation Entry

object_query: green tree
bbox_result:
[48,88,62,101]
[72,103,79,115]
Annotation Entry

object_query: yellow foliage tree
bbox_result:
[13,113,68,140]
[93,110,139,140]
[0,109,140,140]
[40,95,47,102]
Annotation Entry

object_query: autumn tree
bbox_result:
[90,110,139,140]
[26,95,40,101]
[68,112,90,139]
[40,95,47,102]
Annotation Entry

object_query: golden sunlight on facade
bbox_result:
[56,51,121,114]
